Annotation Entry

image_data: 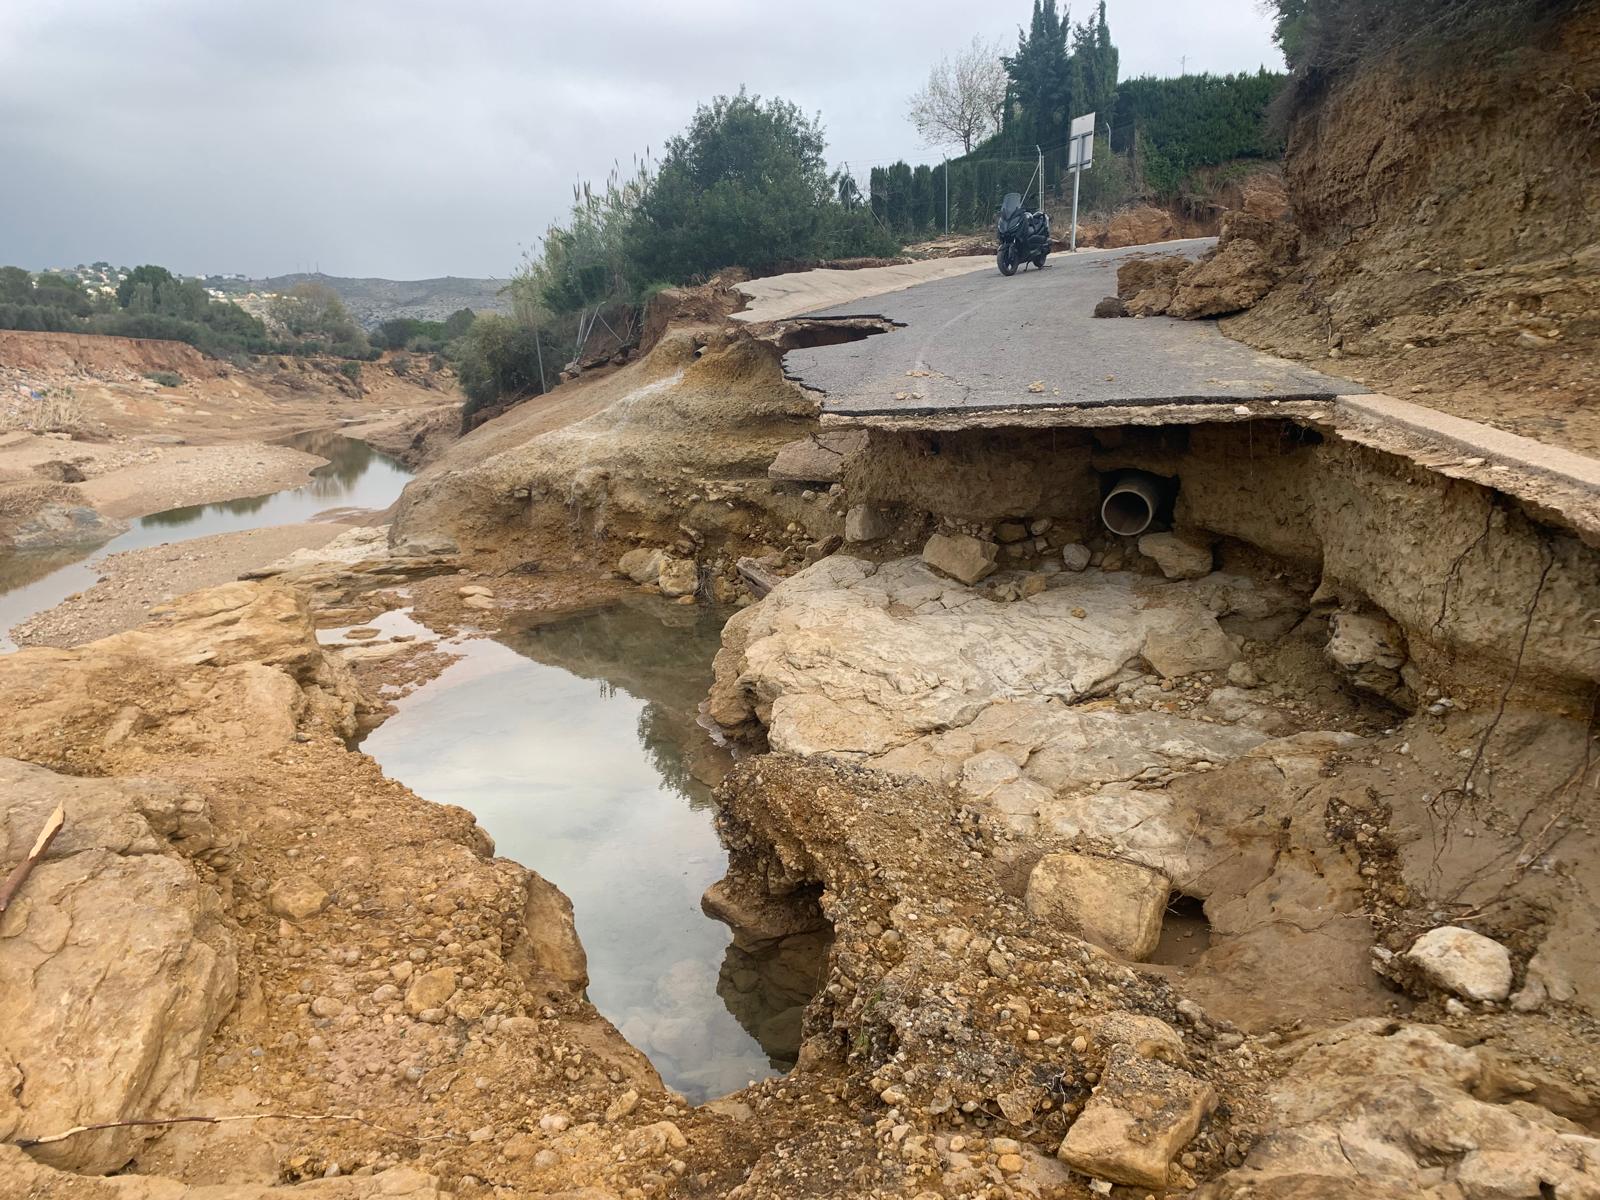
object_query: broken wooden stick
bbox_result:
[0,804,65,916]
[736,557,782,599]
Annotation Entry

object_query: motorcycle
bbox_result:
[996,191,1050,276]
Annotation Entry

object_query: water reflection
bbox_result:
[138,434,395,529]
[0,433,412,653]
[359,597,821,1101]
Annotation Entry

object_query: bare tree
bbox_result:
[906,36,1009,154]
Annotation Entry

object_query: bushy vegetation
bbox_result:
[454,314,560,427]
[1270,0,1580,80]
[0,263,384,360]
[870,2,1286,238]
[268,282,376,359]
[628,92,897,281]
[0,263,283,355]
[372,308,477,354]
[456,90,899,423]
[1109,71,1286,197]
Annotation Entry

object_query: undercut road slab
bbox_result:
[782,239,1362,421]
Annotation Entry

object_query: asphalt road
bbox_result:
[784,239,1360,420]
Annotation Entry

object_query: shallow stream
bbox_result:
[0,431,411,651]
[357,598,810,1102]
[1,433,803,1100]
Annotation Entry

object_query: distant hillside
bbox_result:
[207,272,512,329]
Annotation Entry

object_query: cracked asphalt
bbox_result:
[782,239,1361,420]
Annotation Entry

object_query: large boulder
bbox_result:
[0,581,366,772]
[656,557,700,598]
[1116,254,1190,310]
[1025,852,1170,961]
[1167,237,1280,319]
[618,547,668,584]
[512,874,589,994]
[708,557,1264,799]
[0,761,237,1173]
[1404,925,1513,1002]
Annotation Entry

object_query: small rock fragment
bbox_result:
[1137,532,1214,580]
[405,967,459,1016]
[1057,1045,1216,1188]
[1061,543,1091,572]
[922,532,1000,585]
[266,875,329,921]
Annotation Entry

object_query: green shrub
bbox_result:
[145,371,182,388]
[455,313,553,427]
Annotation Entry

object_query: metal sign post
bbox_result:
[1067,111,1095,251]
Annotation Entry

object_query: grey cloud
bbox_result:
[0,0,1281,278]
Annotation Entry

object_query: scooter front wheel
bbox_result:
[997,246,1018,276]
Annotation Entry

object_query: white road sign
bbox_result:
[1069,111,1095,172]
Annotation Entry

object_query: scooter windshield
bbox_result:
[999,192,1024,219]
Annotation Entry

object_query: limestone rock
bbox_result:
[1058,1044,1216,1187]
[1093,296,1128,318]
[1404,926,1513,1002]
[656,557,700,598]
[922,533,999,584]
[1061,543,1091,572]
[618,547,668,584]
[1138,532,1214,580]
[1088,1012,1188,1064]
[405,967,458,1016]
[0,581,368,766]
[0,765,237,1173]
[266,874,328,920]
[709,557,1255,780]
[1226,660,1261,688]
[1142,621,1237,678]
[768,430,866,483]
[1326,610,1409,701]
[1025,852,1170,961]
[845,504,894,542]
[1200,1022,1600,1199]
[512,874,589,993]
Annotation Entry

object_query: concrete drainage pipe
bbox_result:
[1101,471,1165,537]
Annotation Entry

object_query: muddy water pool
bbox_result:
[0,431,411,651]
[357,598,814,1102]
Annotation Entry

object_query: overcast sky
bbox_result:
[0,1,1282,281]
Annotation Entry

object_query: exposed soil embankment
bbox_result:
[1222,7,1600,452]
[393,328,841,596]
[0,330,460,548]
